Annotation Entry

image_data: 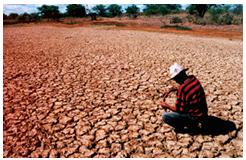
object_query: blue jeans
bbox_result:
[163,112,200,130]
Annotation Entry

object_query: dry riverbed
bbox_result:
[3,25,243,158]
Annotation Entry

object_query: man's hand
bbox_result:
[160,101,177,112]
[160,101,171,109]
[169,86,178,91]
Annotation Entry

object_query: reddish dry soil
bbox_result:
[3,23,243,158]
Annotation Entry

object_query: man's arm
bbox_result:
[160,86,179,112]
[160,101,177,112]
[162,87,178,99]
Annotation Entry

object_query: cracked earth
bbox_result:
[3,25,243,158]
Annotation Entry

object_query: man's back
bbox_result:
[176,75,208,116]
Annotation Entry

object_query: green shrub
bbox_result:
[92,21,126,27]
[170,16,182,23]
[186,15,195,23]
[64,21,79,25]
[160,25,192,30]
[218,13,233,25]
[232,16,243,25]
[176,26,192,30]
[194,17,206,25]
[207,5,236,25]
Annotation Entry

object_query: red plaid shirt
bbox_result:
[176,75,208,116]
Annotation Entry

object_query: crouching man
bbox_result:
[160,63,208,132]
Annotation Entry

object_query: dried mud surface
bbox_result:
[3,26,243,158]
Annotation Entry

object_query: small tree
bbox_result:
[38,5,60,21]
[30,13,41,22]
[143,4,181,16]
[59,12,69,18]
[3,13,8,20]
[8,13,19,19]
[92,4,107,17]
[18,12,31,23]
[107,4,122,17]
[187,4,215,18]
[166,4,182,13]
[88,12,97,21]
[143,5,160,15]
[66,4,86,17]
[232,4,243,15]
[208,5,225,24]
[208,5,233,24]
[126,5,140,18]
[159,5,170,15]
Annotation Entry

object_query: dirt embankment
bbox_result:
[3,25,243,158]
[4,16,243,40]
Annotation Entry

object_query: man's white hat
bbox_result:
[169,63,188,79]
